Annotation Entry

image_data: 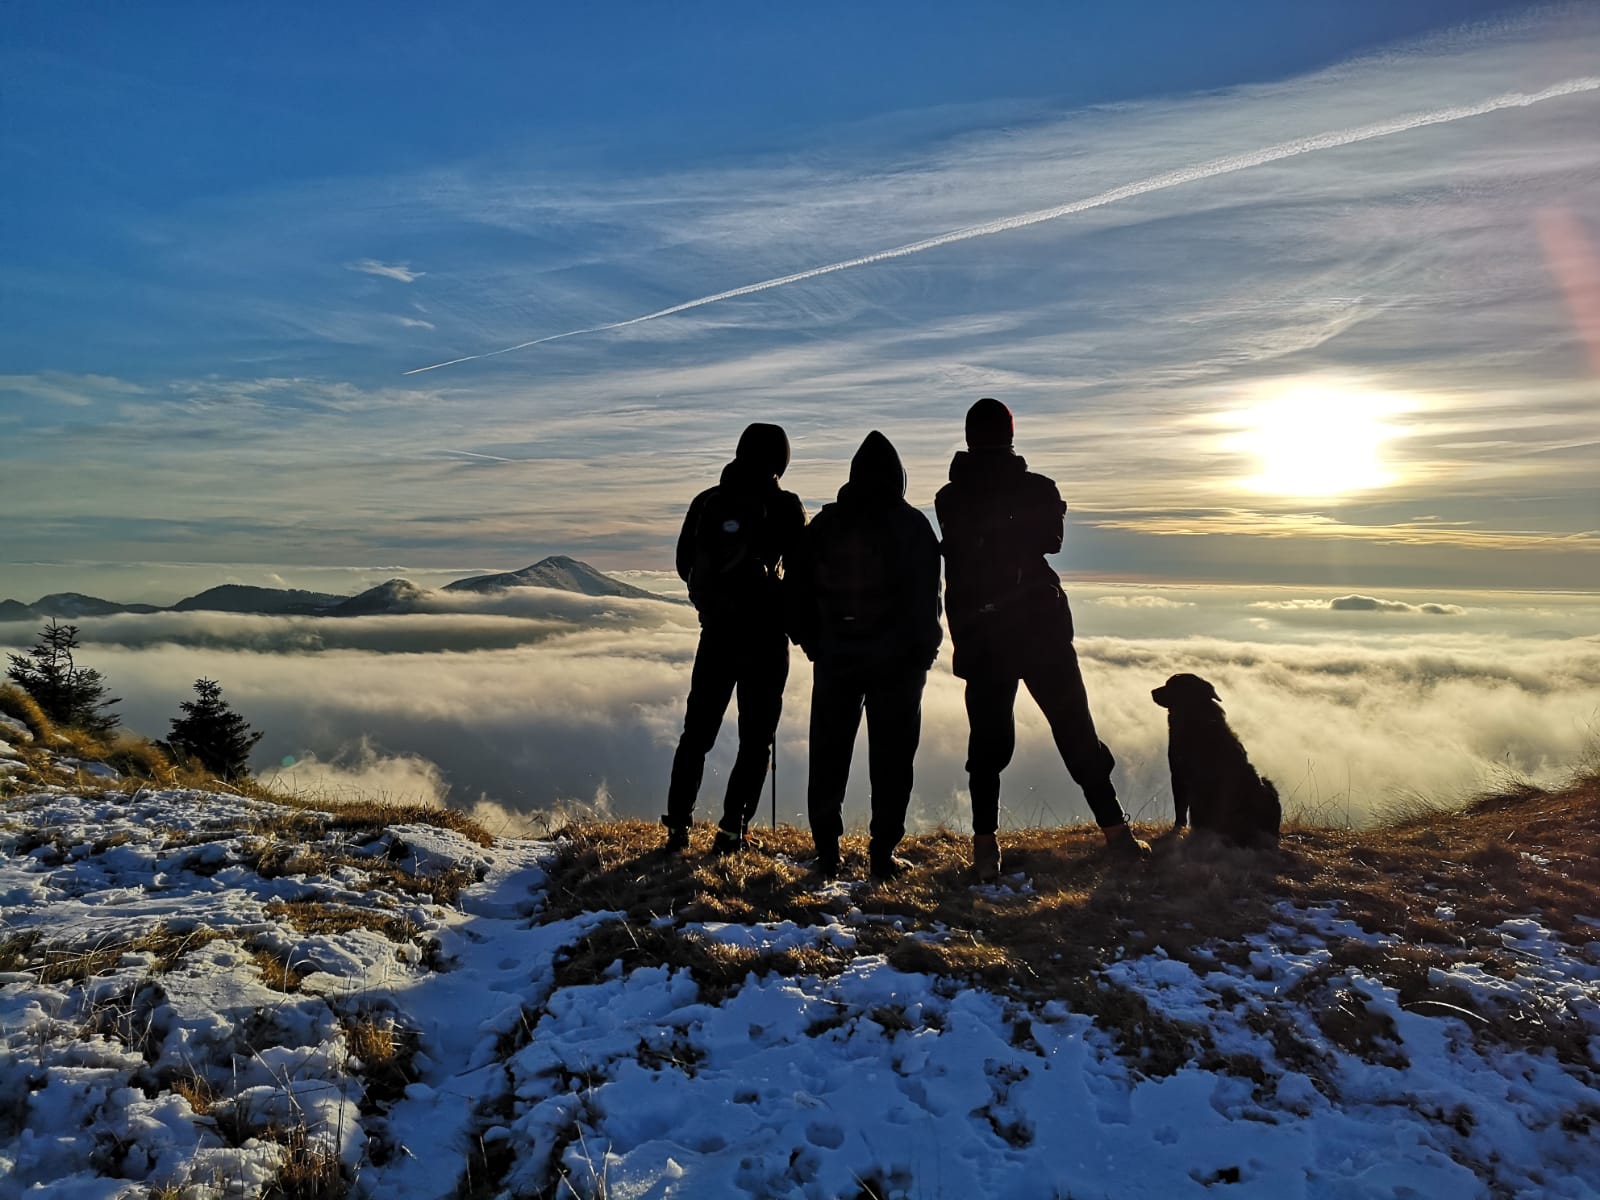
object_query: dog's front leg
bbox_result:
[1169,748,1189,829]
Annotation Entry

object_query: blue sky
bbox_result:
[3,0,1598,599]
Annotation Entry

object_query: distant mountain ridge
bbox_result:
[442,555,663,601]
[0,557,671,620]
[171,585,345,615]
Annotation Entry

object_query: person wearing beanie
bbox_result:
[936,399,1149,879]
[786,431,942,880]
[662,422,807,855]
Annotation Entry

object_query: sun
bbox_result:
[1226,383,1403,499]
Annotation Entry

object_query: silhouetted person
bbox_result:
[663,423,806,854]
[936,398,1149,880]
[788,431,942,880]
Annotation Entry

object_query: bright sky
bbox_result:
[3,0,1597,594]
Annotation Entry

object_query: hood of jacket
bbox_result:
[733,422,791,480]
[837,430,906,506]
[719,457,780,494]
[948,446,1028,486]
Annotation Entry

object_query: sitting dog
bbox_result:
[1151,673,1281,847]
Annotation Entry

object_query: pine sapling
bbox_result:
[164,678,264,781]
[5,620,120,735]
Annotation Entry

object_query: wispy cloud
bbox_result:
[0,372,147,408]
[406,75,1600,374]
[348,258,424,283]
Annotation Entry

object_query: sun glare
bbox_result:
[1227,384,1403,498]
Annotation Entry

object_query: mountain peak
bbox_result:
[330,578,429,616]
[441,557,665,601]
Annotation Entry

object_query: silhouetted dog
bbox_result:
[1151,673,1281,848]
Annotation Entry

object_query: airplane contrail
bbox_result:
[406,76,1600,376]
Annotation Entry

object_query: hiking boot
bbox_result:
[973,833,1002,883]
[869,855,910,882]
[661,819,691,855]
[1102,822,1152,860]
[710,828,746,856]
[813,841,841,879]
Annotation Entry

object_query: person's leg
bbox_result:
[720,632,789,839]
[1023,640,1147,858]
[806,660,864,865]
[664,628,737,835]
[964,674,1019,836]
[864,664,926,873]
[1020,641,1126,828]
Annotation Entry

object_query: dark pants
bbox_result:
[665,624,788,836]
[964,636,1125,833]
[806,657,926,862]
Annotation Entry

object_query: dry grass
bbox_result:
[53,724,117,762]
[11,924,229,986]
[102,735,173,780]
[266,901,421,944]
[539,768,1600,1071]
[340,1011,420,1110]
[259,790,495,848]
[170,1070,220,1116]
[260,1126,347,1200]
[0,930,41,973]
[251,945,308,993]
[0,684,52,742]
[236,832,480,906]
[554,920,854,1004]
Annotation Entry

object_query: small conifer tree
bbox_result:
[166,678,264,781]
[5,620,120,735]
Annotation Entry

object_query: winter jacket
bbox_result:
[676,443,806,634]
[787,431,942,668]
[934,448,1074,677]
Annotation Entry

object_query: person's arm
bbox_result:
[784,515,819,657]
[1027,475,1067,557]
[908,508,944,667]
[776,492,808,573]
[675,492,706,583]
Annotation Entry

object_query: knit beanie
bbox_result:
[965,397,1014,450]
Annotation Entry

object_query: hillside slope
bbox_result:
[1,717,1596,1198]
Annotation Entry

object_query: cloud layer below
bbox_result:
[8,584,1594,832]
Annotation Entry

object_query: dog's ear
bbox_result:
[1169,673,1221,705]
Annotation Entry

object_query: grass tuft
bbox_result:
[0,684,52,742]
[261,1126,347,1200]
[267,901,421,944]
[251,945,307,993]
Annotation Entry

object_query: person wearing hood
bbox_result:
[936,398,1150,881]
[663,422,807,855]
[787,430,942,880]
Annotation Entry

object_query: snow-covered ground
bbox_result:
[2,771,1598,1196]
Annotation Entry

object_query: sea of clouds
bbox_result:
[4,582,1595,834]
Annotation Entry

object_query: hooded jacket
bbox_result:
[676,423,806,631]
[787,431,942,667]
[934,448,1073,667]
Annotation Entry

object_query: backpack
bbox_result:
[812,515,895,634]
[687,486,773,617]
